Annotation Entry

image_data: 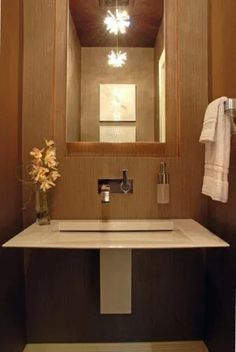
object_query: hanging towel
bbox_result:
[199,96,232,203]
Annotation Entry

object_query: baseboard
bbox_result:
[24,341,208,352]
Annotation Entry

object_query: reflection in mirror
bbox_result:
[66,0,165,143]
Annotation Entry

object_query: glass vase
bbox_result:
[35,187,50,225]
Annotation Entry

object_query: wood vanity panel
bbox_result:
[22,0,208,343]
[24,341,208,352]
[205,1,236,351]
[25,248,206,342]
[0,0,26,351]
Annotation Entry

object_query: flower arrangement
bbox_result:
[29,139,61,192]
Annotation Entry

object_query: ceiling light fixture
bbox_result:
[108,50,127,68]
[104,9,130,35]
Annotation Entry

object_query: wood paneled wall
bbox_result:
[66,13,81,141]
[206,1,236,352]
[0,0,26,351]
[22,0,56,223]
[22,0,208,343]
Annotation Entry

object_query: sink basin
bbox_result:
[58,219,174,232]
[2,219,229,249]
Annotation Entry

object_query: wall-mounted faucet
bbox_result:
[98,169,133,203]
[120,169,131,193]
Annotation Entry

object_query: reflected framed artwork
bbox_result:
[100,84,136,122]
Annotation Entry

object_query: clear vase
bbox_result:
[35,187,50,225]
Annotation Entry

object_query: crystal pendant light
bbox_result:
[104,9,130,35]
[108,50,127,68]
[105,0,129,68]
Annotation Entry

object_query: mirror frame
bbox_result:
[59,0,180,157]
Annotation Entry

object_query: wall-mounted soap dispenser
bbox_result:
[157,161,170,204]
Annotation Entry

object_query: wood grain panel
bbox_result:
[67,141,166,156]
[206,1,236,352]
[24,341,208,352]
[22,0,55,150]
[0,0,23,243]
[0,0,26,351]
[25,249,205,342]
[66,13,81,141]
[22,0,56,226]
[22,0,208,343]
[69,0,164,47]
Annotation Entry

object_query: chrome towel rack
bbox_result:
[224,98,236,118]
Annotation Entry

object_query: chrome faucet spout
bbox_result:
[98,169,133,202]
[120,169,131,193]
[123,169,128,186]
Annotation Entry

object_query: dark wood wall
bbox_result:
[22,0,209,343]
[205,1,236,351]
[0,0,26,351]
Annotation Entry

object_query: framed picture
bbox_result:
[100,84,136,122]
[99,126,136,142]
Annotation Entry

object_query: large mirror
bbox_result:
[66,0,166,143]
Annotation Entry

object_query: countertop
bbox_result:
[2,219,229,249]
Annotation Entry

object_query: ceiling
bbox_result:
[69,0,164,47]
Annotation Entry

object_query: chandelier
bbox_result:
[108,50,127,68]
[104,1,131,68]
[104,9,130,35]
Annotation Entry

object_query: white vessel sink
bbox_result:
[58,219,174,232]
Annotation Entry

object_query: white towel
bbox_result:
[199,97,231,203]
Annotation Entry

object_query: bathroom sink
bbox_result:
[58,219,174,232]
[2,219,229,249]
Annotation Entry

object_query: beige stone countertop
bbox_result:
[2,219,229,249]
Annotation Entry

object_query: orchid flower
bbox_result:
[30,147,44,159]
[29,139,60,192]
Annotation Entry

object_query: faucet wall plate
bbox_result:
[98,178,133,194]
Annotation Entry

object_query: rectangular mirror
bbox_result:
[67,0,166,143]
[66,0,179,156]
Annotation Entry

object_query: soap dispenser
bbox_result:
[157,161,170,204]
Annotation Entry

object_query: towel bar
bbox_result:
[225,98,236,118]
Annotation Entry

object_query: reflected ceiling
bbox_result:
[69,0,164,47]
